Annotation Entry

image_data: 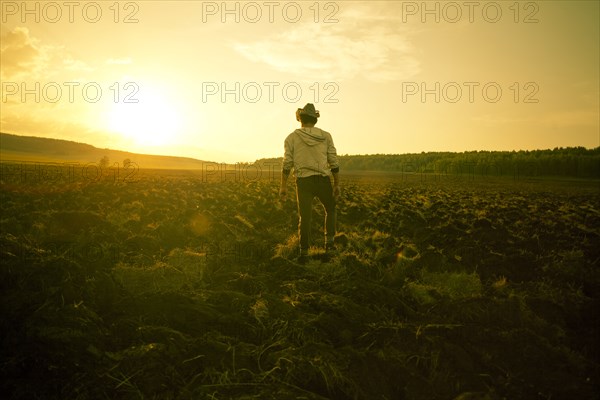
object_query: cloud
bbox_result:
[63,56,94,72]
[106,58,133,65]
[1,27,96,80]
[0,27,44,79]
[232,6,420,82]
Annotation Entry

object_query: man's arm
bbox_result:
[280,169,291,201]
[280,136,293,201]
[331,169,340,199]
[327,133,340,199]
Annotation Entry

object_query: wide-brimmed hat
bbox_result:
[296,103,320,119]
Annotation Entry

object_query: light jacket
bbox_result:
[282,127,339,178]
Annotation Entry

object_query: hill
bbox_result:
[2,132,599,178]
[0,132,213,170]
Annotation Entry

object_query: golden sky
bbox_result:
[1,0,598,162]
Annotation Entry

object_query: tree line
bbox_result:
[255,147,600,179]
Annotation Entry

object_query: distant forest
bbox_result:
[1,133,598,178]
[256,147,600,179]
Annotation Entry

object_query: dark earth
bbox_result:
[1,168,599,399]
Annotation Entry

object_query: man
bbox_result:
[279,103,340,262]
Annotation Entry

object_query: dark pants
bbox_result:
[295,175,336,254]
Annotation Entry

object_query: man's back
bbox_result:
[283,126,338,178]
[279,103,340,261]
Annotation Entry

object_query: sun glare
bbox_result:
[108,88,183,148]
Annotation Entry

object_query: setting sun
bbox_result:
[107,87,183,148]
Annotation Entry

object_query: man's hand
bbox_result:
[332,171,340,200]
[280,170,290,203]
[279,186,288,202]
[333,185,340,200]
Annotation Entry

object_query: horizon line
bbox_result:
[1,131,598,165]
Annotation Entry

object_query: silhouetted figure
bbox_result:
[279,103,340,262]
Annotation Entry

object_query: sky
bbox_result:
[1,0,598,163]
